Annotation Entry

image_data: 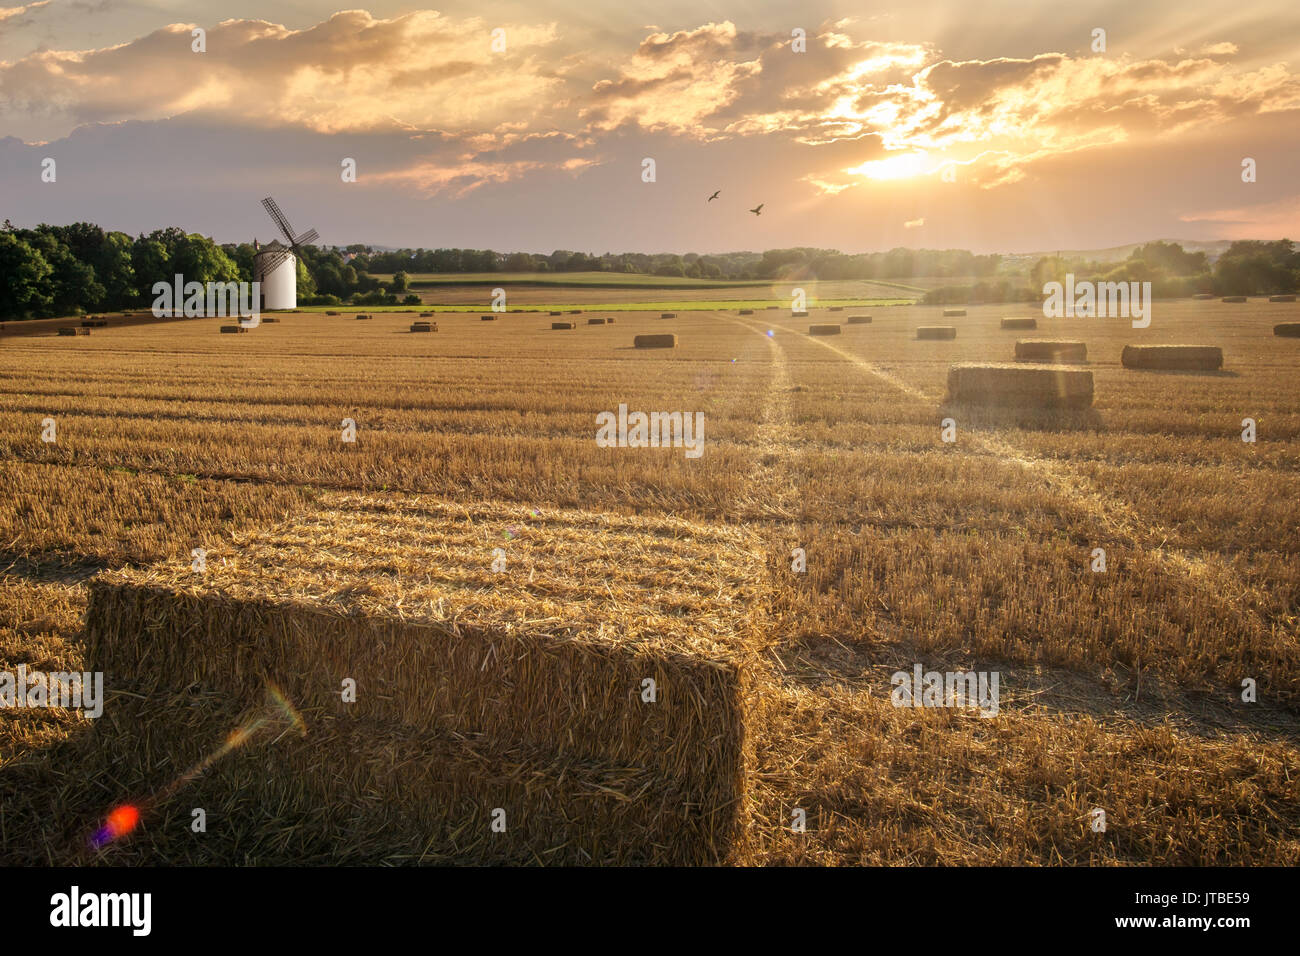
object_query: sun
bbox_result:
[845,151,936,181]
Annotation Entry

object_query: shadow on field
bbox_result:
[1119,368,1241,378]
[937,403,1106,432]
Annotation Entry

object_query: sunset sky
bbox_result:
[2,0,1298,254]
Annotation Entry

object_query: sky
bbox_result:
[2,0,1298,254]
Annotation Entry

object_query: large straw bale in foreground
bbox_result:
[1274,323,1300,337]
[1014,339,1087,363]
[946,362,1094,409]
[1121,344,1223,371]
[85,494,765,864]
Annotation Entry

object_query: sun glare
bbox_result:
[846,151,935,181]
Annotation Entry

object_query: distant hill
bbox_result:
[1012,239,1237,263]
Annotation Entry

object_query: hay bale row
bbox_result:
[219,325,247,334]
[1269,294,1297,302]
[1121,345,1223,370]
[947,363,1094,409]
[809,324,840,336]
[1273,323,1300,337]
[551,322,575,330]
[917,326,956,340]
[1192,293,1215,300]
[847,315,872,324]
[943,309,967,317]
[1014,339,1087,363]
[1221,296,1247,303]
[1000,317,1037,330]
[635,333,677,349]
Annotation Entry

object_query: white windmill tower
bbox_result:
[253,197,318,311]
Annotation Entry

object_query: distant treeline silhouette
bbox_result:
[1,220,1295,318]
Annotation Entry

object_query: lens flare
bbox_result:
[91,804,139,848]
[87,683,305,852]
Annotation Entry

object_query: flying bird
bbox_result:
[749,204,764,216]
[708,190,720,202]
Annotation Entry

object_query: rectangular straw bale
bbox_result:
[809,324,841,335]
[791,311,809,318]
[659,312,676,319]
[549,311,562,316]
[635,333,677,348]
[551,321,576,329]
[828,306,843,312]
[1121,344,1223,370]
[409,321,435,332]
[57,327,78,336]
[219,325,246,333]
[1014,339,1087,363]
[738,309,754,315]
[568,309,582,314]
[587,317,607,325]
[917,326,957,340]
[355,314,372,320]
[1269,295,1297,302]
[943,309,967,317]
[847,315,872,324]
[1221,296,1247,303]
[480,315,497,321]
[947,362,1094,408]
[1272,323,1300,337]
[1000,317,1037,329]
[84,494,766,864]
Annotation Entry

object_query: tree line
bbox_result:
[921,239,1300,304]
[2,219,1295,319]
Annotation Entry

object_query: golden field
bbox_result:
[0,298,1297,865]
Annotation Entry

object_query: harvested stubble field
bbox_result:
[1,299,1298,865]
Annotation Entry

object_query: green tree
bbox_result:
[0,232,54,317]
[171,233,240,284]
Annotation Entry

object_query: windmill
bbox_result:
[253,197,318,311]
